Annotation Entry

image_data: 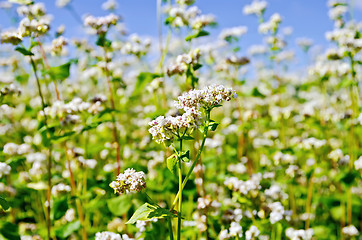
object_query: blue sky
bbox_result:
[1,0,362,57]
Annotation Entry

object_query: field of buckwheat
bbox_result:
[0,0,361,239]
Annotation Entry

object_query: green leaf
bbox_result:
[338,171,358,186]
[51,131,76,142]
[46,60,76,81]
[55,221,81,239]
[14,47,34,56]
[15,73,29,84]
[107,195,133,216]
[193,63,203,71]
[181,136,194,141]
[185,30,209,41]
[53,197,68,220]
[208,121,219,131]
[0,222,20,240]
[330,206,343,221]
[251,87,266,98]
[126,203,176,224]
[133,72,163,96]
[96,33,112,47]
[180,150,190,162]
[167,154,178,174]
[0,196,9,211]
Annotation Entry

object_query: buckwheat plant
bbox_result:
[139,85,236,240]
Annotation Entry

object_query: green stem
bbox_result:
[177,139,183,240]
[30,57,52,240]
[103,47,122,175]
[170,111,210,210]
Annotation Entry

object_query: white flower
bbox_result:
[95,231,134,240]
[0,162,11,178]
[229,222,243,237]
[56,0,71,8]
[110,168,146,195]
[269,202,284,224]
[355,156,362,170]
[102,0,118,11]
[286,228,314,240]
[245,225,260,240]
[3,143,18,155]
[342,225,359,236]
[0,30,23,45]
[219,26,247,40]
[51,183,71,196]
[243,1,267,16]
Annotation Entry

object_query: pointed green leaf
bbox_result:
[15,47,34,56]
[167,154,178,174]
[126,203,176,224]
[55,221,81,239]
[0,196,9,211]
[107,195,133,216]
[180,150,190,162]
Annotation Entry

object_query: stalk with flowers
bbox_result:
[111,85,237,239]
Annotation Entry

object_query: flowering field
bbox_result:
[0,0,362,239]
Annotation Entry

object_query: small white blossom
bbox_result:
[110,168,146,195]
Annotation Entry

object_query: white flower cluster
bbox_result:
[248,44,268,55]
[0,30,23,45]
[342,225,359,236]
[166,5,200,28]
[0,162,11,178]
[328,4,348,20]
[166,5,215,30]
[3,142,31,156]
[149,85,236,144]
[102,0,118,11]
[197,195,221,209]
[300,137,326,150]
[224,173,261,195]
[191,14,216,30]
[51,36,68,56]
[95,231,134,240]
[18,16,51,38]
[354,156,362,170]
[296,38,314,50]
[245,225,261,240]
[0,83,21,96]
[51,183,71,196]
[175,84,237,114]
[218,222,243,239]
[326,23,362,53]
[77,157,97,169]
[43,96,106,123]
[56,0,72,8]
[120,34,151,57]
[17,3,46,17]
[167,49,201,76]
[268,202,285,224]
[309,60,350,77]
[286,228,314,240]
[14,4,52,38]
[219,26,248,41]
[258,13,282,34]
[243,1,267,16]
[148,112,200,144]
[109,168,146,195]
[84,13,119,34]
